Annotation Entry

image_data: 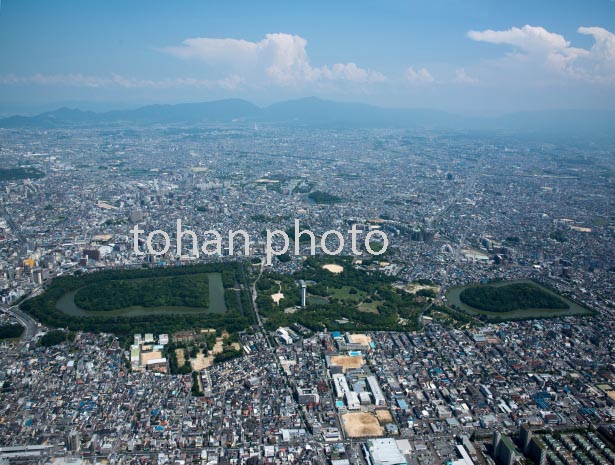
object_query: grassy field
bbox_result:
[446,279,595,321]
[357,300,382,314]
[307,295,329,306]
[329,286,367,301]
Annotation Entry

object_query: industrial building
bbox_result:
[367,375,386,406]
[450,445,476,465]
[332,373,351,399]
[276,327,293,345]
[364,438,406,465]
[296,386,320,405]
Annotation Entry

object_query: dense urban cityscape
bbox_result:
[2,1,615,464]
[0,121,614,465]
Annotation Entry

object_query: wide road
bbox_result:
[1,205,27,257]
[248,259,311,434]
[250,258,268,344]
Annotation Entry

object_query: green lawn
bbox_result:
[329,285,366,302]
[357,300,382,314]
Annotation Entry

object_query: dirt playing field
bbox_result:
[375,409,394,425]
[190,351,212,370]
[348,334,372,346]
[175,348,185,367]
[190,333,241,370]
[212,337,224,354]
[323,264,344,273]
[330,355,365,372]
[341,412,384,438]
[271,282,284,304]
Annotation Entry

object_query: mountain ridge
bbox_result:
[1,97,613,135]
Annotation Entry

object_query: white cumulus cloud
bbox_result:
[467,25,615,85]
[468,25,573,54]
[404,67,435,84]
[162,33,386,86]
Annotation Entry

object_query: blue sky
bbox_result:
[0,0,613,115]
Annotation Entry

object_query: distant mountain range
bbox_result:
[1,97,613,135]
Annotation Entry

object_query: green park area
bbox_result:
[446,279,595,321]
[0,167,45,181]
[307,191,342,204]
[255,256,425,332]
[20,263,254,336]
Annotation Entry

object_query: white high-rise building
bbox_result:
[299,280,307,307]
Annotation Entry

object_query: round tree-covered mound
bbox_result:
[74,274,209,311]
[459,282,569,312]
[0,324,25,339]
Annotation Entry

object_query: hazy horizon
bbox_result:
[3,95,615,119]
[0,0,614,116]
